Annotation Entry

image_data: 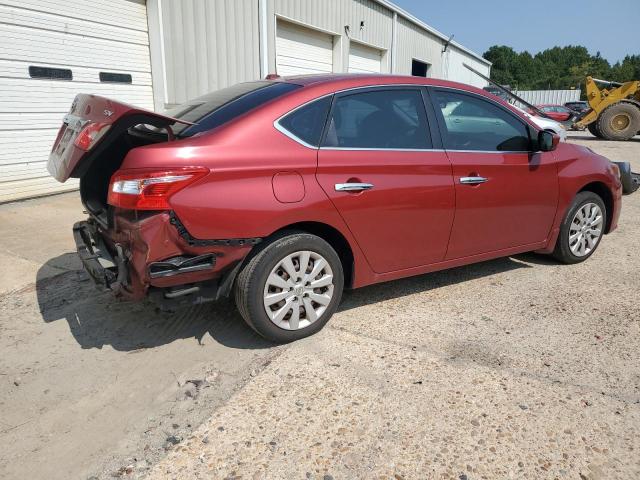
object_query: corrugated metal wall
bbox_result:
[513,90,581,105]
[157,0,260,107]
[445,48,490,88]
[148,0,493,109]
[268,0,393,73]
[394,16,444,77]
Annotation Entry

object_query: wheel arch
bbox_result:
[577,181,614,233]
[269,221,355,288]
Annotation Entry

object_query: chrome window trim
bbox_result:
[445,149,532,154]
[273,92,335,150]
[318,147,529,154]
[273,82,536,153]
[273,84,427,150]
[430,84,536,154]
[320,147,443,152]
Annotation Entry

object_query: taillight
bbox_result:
[107,167,209,210]
[74,122,111,151]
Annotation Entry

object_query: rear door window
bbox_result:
[322,89,432,149]
[277,96,332,147]
[431,89,530,152]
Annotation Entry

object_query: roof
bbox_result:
[372,0,491,66]
[281,73,489,95]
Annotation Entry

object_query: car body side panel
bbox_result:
[316,149,455,273]
[535,143,622,255]
[444,151,559,259]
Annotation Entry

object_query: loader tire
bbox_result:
[587,122,604,139]
[596,102,640,141]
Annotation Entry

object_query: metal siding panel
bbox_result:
[395,16,443,77]
[446,48,490,88]
[513,90,581,105]
[270,0,393,72]
[160,0,260,106]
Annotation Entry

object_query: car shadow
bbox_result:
[338,255,533,312]
[36,256,272,351]
[36,253,536,351]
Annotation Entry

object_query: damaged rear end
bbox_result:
[47,94,255,306]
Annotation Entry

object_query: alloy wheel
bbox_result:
[569,202,603,257]
[262,250,334,330]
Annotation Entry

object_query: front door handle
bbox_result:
[459,176,488,185]
[335,182,374,192]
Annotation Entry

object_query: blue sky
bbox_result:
[393,0,639,64]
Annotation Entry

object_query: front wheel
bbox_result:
[234,232,344,343]
[552,192,606,264]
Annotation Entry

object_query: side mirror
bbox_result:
[538,130,559,151]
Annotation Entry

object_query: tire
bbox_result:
[234,231,344,343]
[552,191,607,264]
[587,122,603,139]
[596,102,640,141]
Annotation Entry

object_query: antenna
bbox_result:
[442,34,454,54]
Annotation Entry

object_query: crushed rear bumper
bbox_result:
[73,213,256,306]
[73,220,128,294]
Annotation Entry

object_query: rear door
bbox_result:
[429,88,559,260]
[316,87,455,273]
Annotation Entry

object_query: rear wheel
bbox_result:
[234,232,344,343]
[596,102,640,140]
[553,192,606,264]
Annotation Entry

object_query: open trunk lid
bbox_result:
[47,94,192,183]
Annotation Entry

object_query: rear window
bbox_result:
[166,81,301,137]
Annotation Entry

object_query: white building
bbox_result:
[0,0,491,202]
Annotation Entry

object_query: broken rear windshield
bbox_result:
[164,81,302,137]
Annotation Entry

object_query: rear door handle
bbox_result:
[335,183,374,192]
[459,176,488,185]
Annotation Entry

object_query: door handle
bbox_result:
[335,183,374,192]
[459,176,488,185]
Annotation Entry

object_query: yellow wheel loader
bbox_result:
[575,77,640,141]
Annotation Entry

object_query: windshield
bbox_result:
[153,81,302,137]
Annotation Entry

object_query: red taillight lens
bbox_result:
[74,122,111,151]
[107,167,209,210]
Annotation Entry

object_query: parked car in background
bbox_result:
[48,75,622,342]
[565,101,590,113]
[512,105,567,142]
[535,104,577,122]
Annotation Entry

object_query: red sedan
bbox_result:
[536,104,576,122]
[48,75,622,342]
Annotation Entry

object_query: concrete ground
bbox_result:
[0,131,639,479]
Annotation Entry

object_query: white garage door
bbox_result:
[276,21,333,76]
[0,0,154,203]
[348,42,383,74]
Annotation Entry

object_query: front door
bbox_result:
[316,87,455,273]
[429,88,559,259]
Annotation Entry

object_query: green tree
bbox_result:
[481,45,634,93]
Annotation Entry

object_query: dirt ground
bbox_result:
[0,131,639,479]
